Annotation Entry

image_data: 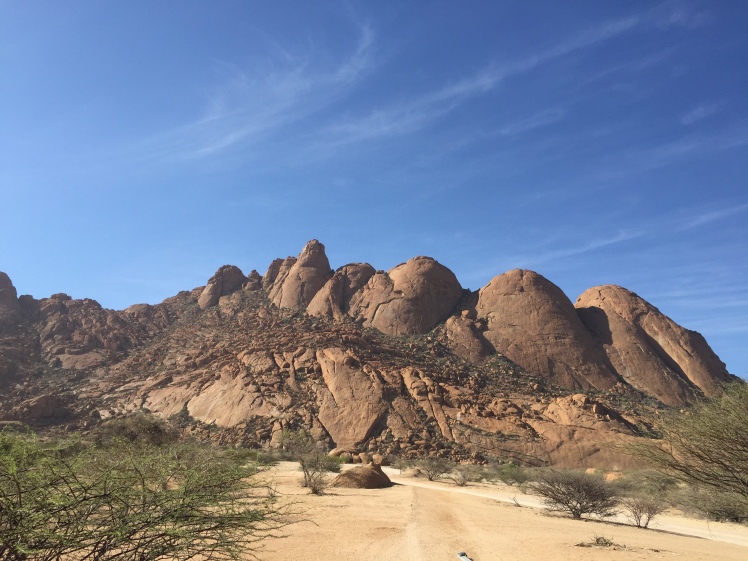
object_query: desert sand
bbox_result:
[256,462,748,561]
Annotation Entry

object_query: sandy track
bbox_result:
[257,462,748,561]
[383,468,748,548]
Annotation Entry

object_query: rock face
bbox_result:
[262,259,285,292]
[198,265,247,310]
[442,313,491,363]
[267,240,332,310]
[575,285,731,405]
[0,272,21,326]
[347,257,462,336]
[307,263,376,320]
[33,293,142,369]
[475,270,619,391]
[0,240,736,470]
[314,348,387,448]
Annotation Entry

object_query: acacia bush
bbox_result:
[279,429,337,494]
[92,412,180,447]
[448,464,484,486]
[417,458,452,481]
[527,470,619,519]
[0,428,289,561]
[621,496,667,528]
[486,462,531,486]
[628,382,748,523]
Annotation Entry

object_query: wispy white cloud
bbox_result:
[325,15,650,145]
[325,66,502,142]
[596,125,748,180]
[461,230,643,283]
[677,203,748,230]
[680,101,722,125]
[513,230,643,267]
[324,3,707,148]
[138,25,376,161]
[498,108,566,136]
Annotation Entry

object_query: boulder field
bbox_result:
[0,240,735,469]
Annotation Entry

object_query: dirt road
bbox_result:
[257,462,748,561]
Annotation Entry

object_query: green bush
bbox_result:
[486,462,530,486]
[0,429,289,561]
[627,382,748,521]
[92,412,180,447]
[417,458,453,481]
[527,470,619,520]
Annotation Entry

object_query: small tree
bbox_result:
[418,458,452,481]
[527,470,619,519]
[627,382,748,521]
[621,496,667,528]
[279,429,335,494]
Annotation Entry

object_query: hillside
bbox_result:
[0,240,735,468]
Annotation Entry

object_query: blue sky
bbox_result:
[1,1,746,376]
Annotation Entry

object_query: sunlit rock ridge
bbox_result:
[0,240,735,469]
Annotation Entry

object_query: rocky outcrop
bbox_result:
[315,348,387,448]
[475,270,619,391]
[33,294,141,369]
[8,394,69,420]
[267,240,332,310]
[442,312,491,363]
[244,270,262,291]
[262,258,285,292]
[521,394,643,469]
[307,263,376,320]
[0,241,736,471]
[0,272,21,327]
[575,285,731,405]
[347,257,462,336]
[197,265,247,310]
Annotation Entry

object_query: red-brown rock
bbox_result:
[0,272,21,326]
[442,315,491,363]
[197,265,247,310]
[307,263,376,320]
[575,285,731,404]
[267,240,333,310]
[347,257,462,336]
[332,464,392,488]
[262,258,285,292]
[315,348,387,448]
[475,269,618,390]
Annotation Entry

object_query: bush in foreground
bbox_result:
[627,382,748,523]
[0,428,288,561]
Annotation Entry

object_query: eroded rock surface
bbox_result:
[268,240,332,310]
[0,241,736,470]
[0,272,21,327]
[576,285,731,404]
[348,257,462,336]
[475,270,619,391]
[308,263,376,320]
[198,265,247,310]
[315,348,387,448]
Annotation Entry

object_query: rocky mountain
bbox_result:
[0,240,735,468]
